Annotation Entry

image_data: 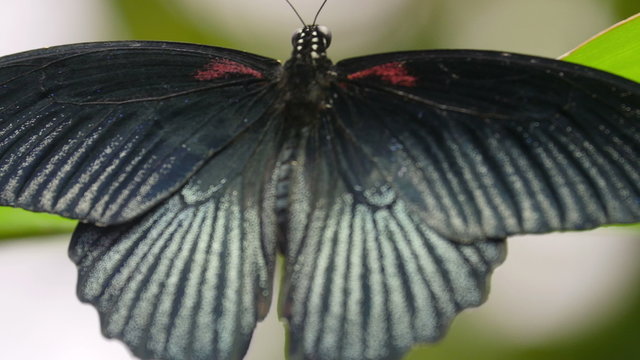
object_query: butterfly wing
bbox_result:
[69,112,281,360]
[280,111,506,360]
[281,50,640,360]
[333,50,640,243]
[0,41,279,225]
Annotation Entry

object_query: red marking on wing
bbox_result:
[194,58,263,80]
[347,62,417,87]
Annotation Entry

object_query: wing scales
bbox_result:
[284,187,505,360]
[69,114,281,360]
[281,120,506,360]
[71,189,264,360]
[0,41,279,225]
[335,50,640,242]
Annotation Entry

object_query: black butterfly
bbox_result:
[1,1,639,359]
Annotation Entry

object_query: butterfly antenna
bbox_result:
[312,0,328,25]
[284,0,307,26]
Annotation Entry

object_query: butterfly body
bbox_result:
[1,20,639,360]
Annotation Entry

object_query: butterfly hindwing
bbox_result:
[69,113,281,360]
[0,41,279,225]
[335,50,640,242]
[280,115,506,360]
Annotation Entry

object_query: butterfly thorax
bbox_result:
[277,25,336,125]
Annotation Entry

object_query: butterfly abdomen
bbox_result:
[275,138,296,222]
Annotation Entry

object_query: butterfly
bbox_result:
[1,0,639,359]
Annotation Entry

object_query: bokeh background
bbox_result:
[1,1,639,359]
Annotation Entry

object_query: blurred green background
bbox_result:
[1,1,639,360]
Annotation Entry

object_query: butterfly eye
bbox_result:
[317,25,332,48]
[291,28,304,46]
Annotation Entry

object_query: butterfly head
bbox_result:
[290,25,332,62]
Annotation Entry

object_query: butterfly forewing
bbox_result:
[334,50,640,243]
[0,41,279,225]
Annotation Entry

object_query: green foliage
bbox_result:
[563,14,640,82]
[0,207,75,239]
[110,0,233,47]
[612,0,640,19]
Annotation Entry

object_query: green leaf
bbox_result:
[0,207,76,240]
[562,13,640,82]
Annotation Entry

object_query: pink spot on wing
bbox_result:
[347,62,417,87]
[194,58,263,80]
